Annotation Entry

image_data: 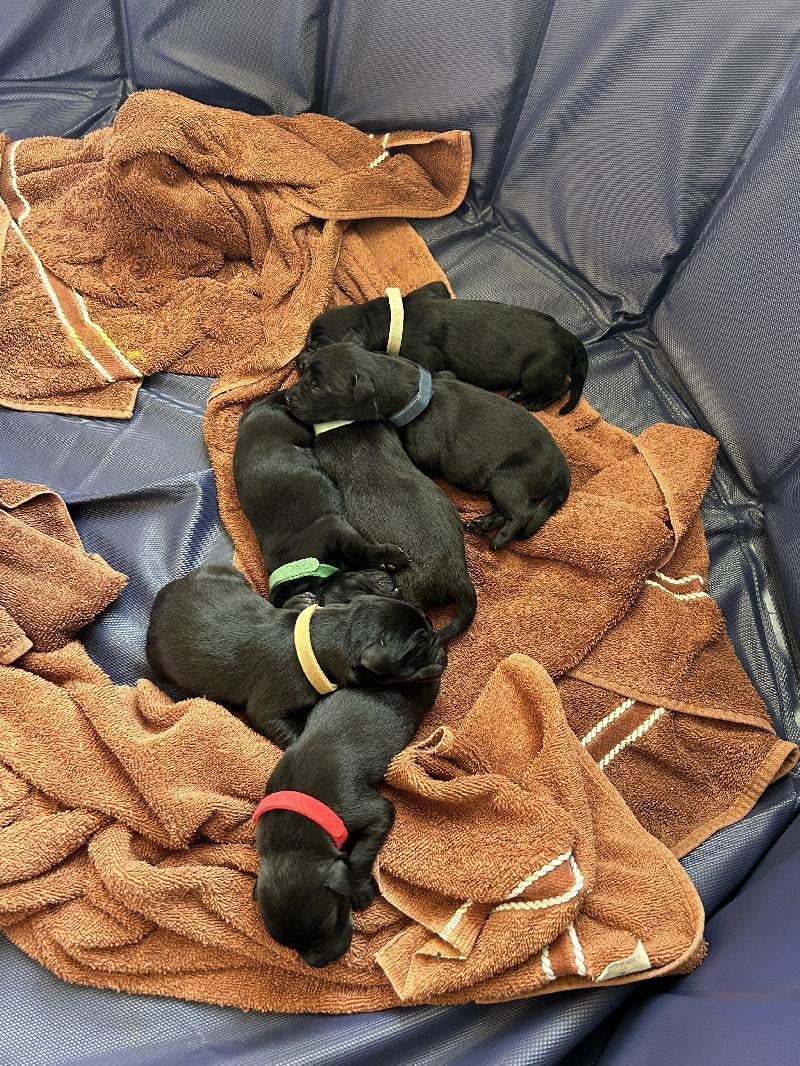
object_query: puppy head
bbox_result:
[316,568,399,604]
[346,595,447,684]
[281,569,399,609]
[286,343,384,424]
[304,305,368,350]
[406,280,451,304]
[255,850,354,968]
[303,283,449,353]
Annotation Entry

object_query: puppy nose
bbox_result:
[302,955,328,969]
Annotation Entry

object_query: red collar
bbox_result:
[251,790,348,849]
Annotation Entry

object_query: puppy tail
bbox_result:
[559,339,588,414]
[521,467,571,538]
[435,582,477,642]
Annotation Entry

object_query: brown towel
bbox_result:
[0,91,468,401]
[228,390,797,860]
[429,404,799,858]
[0,481,705,1010]
[0,90,468,575]
[0,91,795,1009]
[0,446,792,1010]
[377,657,705,1002]
[0,480,126,661]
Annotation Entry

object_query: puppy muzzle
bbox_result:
[299,923,353,968]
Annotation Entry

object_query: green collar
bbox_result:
[269,558,340,590]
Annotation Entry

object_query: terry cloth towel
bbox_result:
[376,657,705,1003]
[0,91,469,561]
[0,460,793,1011]
[0,481,705,1011]
[0,480,126,662]
[233,401,799,860]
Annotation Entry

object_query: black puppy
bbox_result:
[304,281,588,413]
[287,344,571,548]
[233,392,407,606]
[307,422,476,641]
[254,677,440,967]
[146,564,446,748]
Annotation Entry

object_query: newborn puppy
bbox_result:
[146,564,446,748]
[308,422,476,641]
[304,281,588,413]
[287,344,570,548]
[234,392,406,606]
[254,677,440,967]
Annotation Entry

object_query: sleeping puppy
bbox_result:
[146,564,446,748]
[234,392,407,606]
[308,422,476,641]
[254,677,440,967]
[304,281,588,413]
[287,344,571,548]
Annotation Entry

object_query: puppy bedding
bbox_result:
[0,94,797,1010]
[1,403,796,1009]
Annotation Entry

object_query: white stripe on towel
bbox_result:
[597,707,667,770]
[580,698,635,746]
[645,579,709,602]
[567,922,586,977]
[655,571,705,586]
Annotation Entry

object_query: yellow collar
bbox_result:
[385,286,404,356]
[313,419,354,436]
[294,604,338,695]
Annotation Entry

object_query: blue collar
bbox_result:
[389,366,433,427]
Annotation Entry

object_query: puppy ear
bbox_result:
[361,639,445,681]
[353,374,375,405]
[413,281,451,301]
[359,640,394,676]
[325,859,354,897]
[400,660,446,683]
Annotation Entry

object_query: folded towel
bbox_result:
[0,480,126,661]
[0,462,791,1011]
[377,656,705,1002]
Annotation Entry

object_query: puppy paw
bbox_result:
[282,590,319,609]
[350,877,376,910]
[379,545,410,570]
[466,511,504,534]
[490,528,515,550]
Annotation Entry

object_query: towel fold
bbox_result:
[377,656,705,1002]
[0,480,126,659]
